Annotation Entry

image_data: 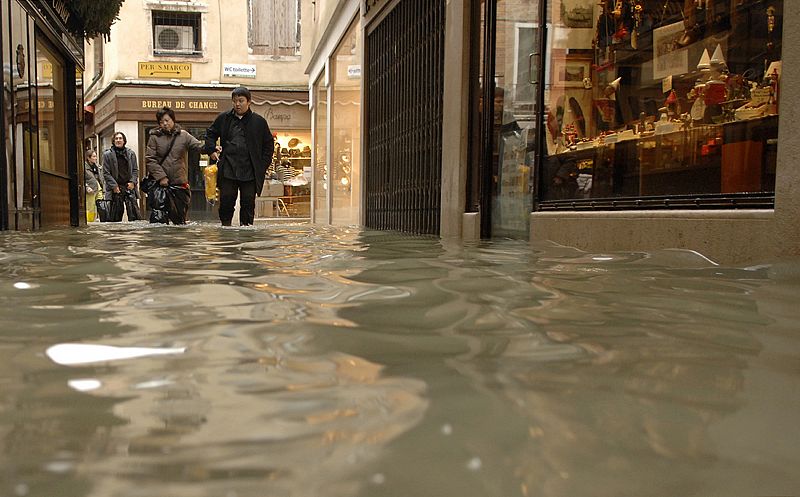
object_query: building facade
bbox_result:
[84,0,314,221]
[307,0,799,264]
[1,0,86,229]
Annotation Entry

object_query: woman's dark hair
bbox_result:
[113,132,127,146]
[231,86,251,101]
[156,106,176,123]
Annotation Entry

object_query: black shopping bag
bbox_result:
[124,191,141,221]
[95,199,112,222]
[139,175,156,194]
[96,196,124,222]
[148,185,175,224]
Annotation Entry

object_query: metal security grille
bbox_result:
[365,0,445,235]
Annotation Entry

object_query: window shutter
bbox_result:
[275,0,298,51]
[248,0,298,56]
[248,0,273,52]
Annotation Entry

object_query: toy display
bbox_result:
[543,0,782,201]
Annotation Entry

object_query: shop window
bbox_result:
[36,40,67,176]
[152,11,202,56]
[313,72,329,223]
[537,0,782,208]
[248,0,301,57]
[330,19,361,225]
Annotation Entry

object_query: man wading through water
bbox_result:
[204,87,274,226]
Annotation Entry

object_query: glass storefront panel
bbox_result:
[10,3,33,209]
[2,4,14,222]
[27,16,39,213]
[330,18,362,226]
[539,0,782,205]
[313,71,328,223]
[272,129,311,218]
[36,39,67,176]
[488,0,542,237]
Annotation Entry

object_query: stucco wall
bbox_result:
[86,0,312,102]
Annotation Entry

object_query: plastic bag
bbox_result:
[203,164,218,204]
[148,185,175,224]
[124,190,141,221]
[140,175,156,194]
[96,195,124,222]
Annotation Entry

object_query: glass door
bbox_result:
[480,0,544,238]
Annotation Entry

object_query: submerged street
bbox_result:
[1,223,799,497]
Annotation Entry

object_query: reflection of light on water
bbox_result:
[13,282,33,289]
[46,343,186,366]
[134,379,174,389]
[67,378,102,392]
[44,461,74,473]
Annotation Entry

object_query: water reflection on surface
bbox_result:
[0,223,799,497]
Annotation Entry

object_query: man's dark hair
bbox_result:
[156,106,176,123]
[231,86,251,101]
[113,131,127,146]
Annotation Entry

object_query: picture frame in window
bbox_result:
[554,56,591,88]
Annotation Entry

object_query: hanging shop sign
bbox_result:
[137,62,192,79]
[223,63,257,79]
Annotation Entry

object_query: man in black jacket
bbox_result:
[204,87,274,226]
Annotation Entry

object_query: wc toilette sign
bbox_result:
[223,63,257,78]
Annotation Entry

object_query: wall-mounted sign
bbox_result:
[138,62,192,79]
[347,65,361,79]
[223,63,257,79]
[51,0,70,24]
[138,99,221,110]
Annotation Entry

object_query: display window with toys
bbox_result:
[539,0,781,205]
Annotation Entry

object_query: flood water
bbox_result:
[1,222,799,497]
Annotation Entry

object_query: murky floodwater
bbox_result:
[1,222,799,497]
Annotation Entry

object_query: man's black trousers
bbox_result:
[218,176,257,226]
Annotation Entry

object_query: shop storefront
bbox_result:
[307,0,362,226]
[474,0,784,239]
[310,0,796,261]
[1,0,84,230]
[88,85,310,220]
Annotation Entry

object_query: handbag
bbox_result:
[140,132,179,193]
